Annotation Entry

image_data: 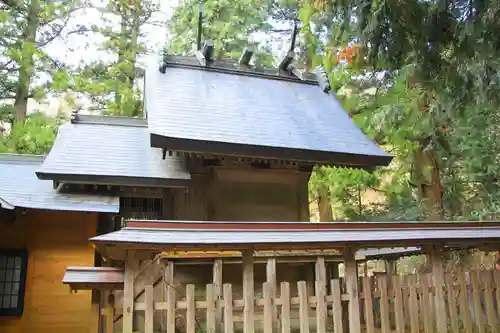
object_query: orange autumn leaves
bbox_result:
[326,44,362,66]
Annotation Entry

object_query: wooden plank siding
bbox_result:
[173,167,310,223]
[0,209,97,333]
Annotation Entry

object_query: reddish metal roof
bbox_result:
[125,220,500,230]
[62,266,124,290]
[90,220,500,252]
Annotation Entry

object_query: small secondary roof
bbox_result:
[36,115,191,187]
[145,58,392,168]
[0,154,119,212]
[62,266,124,290]
[90,220,500,254]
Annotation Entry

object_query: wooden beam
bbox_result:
[243,250,255,333]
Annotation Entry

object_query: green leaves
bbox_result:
[0,112,59,154]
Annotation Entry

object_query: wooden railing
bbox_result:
[101,270,500,333]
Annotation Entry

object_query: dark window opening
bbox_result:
[120,197,163,221]
[0,249,28,316]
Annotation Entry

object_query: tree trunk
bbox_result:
[413,144,444,220]
[14,0,40,123]
[318,185,333,221]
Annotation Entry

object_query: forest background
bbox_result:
[1,0,500,270]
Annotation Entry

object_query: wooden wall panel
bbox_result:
[0,209,97,333]
[210,168,308,222]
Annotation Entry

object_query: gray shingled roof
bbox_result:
[0,154,119,212]
[36,121,190,186]
[145,64,391,167]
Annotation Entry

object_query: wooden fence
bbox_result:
[102,270,500,333]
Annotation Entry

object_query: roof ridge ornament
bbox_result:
[313,66,331,93]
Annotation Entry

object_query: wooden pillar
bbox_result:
[385,259,396,289]
[430,246,447,333]
[344,248,361,333]
[162,261,174,333]
[266,258,278,332]
[315,256,327,287]
[243,250,255,333]
[213,259,223,333]
[89,290,101,333]
[105,291,114,333]
[123,251,137,333]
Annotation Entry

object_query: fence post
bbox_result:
[429,246,447,333]
[344,248,361,333]
[123,251,137,333]
[243,250,255,333]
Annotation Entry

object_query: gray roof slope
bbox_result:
[36,120,190,186]
[90,226,500,249]
[0,154,119,212]
[145,65,391,166]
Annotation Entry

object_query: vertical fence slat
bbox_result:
[420,274,434,333]
[458,271,473,333]
[377,275,391,333]
[445,273,459,333]
[223,283,234,333]
[315,280,327,333]
[144,283,154,333]
[206,284,216,333]
[243,251,255,333]
[213,259,223,333]
[266,258,278,333]
[345,253,361,333]
[298,281,309,333]
[481,271,498,333]
[495,271,500,320]
[471,271,486,333]
[167,284,176,333]
[331,279,343,333]
[186,284,195,333]
[280,282,291,333]
[123,251,135,333]
[263,282,273,333]
[363,276,375,333]
[393,276,405,333]
[407,275,419,333]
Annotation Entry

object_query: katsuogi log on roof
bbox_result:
[145,55,392,168]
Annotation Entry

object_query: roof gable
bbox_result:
[145,59,391,168]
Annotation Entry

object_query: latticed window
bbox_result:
[0,249,28,316]
[120,197,163,220]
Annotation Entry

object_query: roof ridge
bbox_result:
[71,114,147,128]
[0,153,45,164]
[163,55,319,85]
